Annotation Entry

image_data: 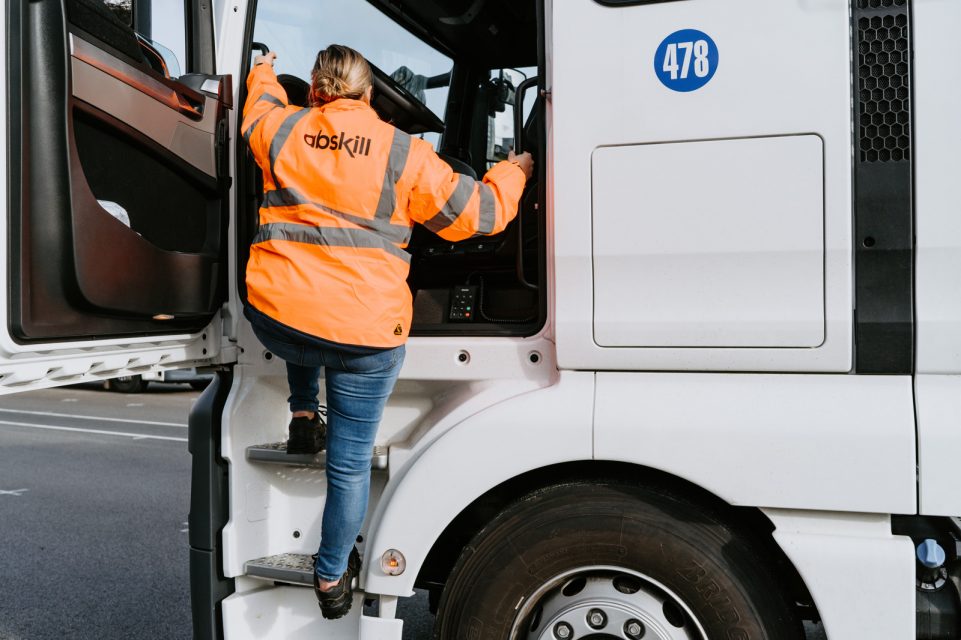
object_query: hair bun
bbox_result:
[310,44,373,105]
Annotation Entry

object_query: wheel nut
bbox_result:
[587,608,607,629]
[553,622,573,639]
[624,619,646,639]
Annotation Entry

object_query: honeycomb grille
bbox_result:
[857,0,906,8]
[857,12,910,163]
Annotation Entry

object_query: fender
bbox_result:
[766,509,914,640]
[362,370,595,597]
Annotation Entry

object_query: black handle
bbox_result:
[513,76,538,155]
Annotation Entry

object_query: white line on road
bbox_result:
[0,419,187,442]
[0,488,28,496]
[0,407,187,428]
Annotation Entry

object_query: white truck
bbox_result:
[2,0,960,638]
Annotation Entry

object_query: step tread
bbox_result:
[245,443,388,469]
[246,552,314,586]
[245,553,359,589]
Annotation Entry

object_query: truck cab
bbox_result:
[3,0,961,638]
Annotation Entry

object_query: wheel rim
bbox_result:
[511,566,709,640]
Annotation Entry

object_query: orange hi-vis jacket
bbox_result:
[242,64,527,348]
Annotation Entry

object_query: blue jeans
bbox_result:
[248,311,405,581]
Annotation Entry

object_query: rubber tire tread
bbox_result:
[432,480,804,640]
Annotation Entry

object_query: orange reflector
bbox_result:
[380,549,406,576]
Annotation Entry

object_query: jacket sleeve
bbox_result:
[241,64,290,163]
[407,141,528,242]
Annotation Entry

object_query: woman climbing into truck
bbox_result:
[240,44,533,619]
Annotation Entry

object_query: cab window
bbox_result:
[253,0,453,147]
[99,0,187,78]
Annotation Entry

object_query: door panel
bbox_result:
[551,0,853,372]
[0,0,233,390]
[10,0,230,340]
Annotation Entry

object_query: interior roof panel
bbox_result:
[369,0,538,68]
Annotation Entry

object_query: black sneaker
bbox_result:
[312,547,361,620]
[286,412,326,455]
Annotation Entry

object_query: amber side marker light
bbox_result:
[380,549,406,576]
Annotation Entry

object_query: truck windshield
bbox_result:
[252,0,453,145]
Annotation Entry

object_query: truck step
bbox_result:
[245,443,389,470]
[245,553,360,589]
[246,553,315,586]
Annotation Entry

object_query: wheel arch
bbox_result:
[415,459,819,621]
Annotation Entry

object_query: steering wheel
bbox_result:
[369,63,444,135]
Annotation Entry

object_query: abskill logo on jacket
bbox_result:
[303,130,373,158]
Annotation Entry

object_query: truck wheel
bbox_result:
[109,375,147,393]
[433,481,803,640]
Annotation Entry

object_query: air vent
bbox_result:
[857,0,906,8]
[856,13,910,163]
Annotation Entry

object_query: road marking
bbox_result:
[61,398,78,402]
[126,403,144,407]
[0,419,187,442]
[181,521,189,533]
[0,488,28,496]
[0,407,187,428]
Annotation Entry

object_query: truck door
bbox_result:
[2,0,232,389]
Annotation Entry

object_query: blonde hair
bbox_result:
[310,44,373,106]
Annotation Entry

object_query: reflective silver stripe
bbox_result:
[475,183,496,236]
[252,222,411,264]
[374,129,412,221]
[259,94,285,107]
[263,188,411,244]
[242,112,269,143]
[268,108,311,188]
[423,174,476,234]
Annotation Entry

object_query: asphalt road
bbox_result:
[0,384,823,640]
[0,384,433,640]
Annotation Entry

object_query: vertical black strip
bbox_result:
[185,0,216,74]
[853,0,914,374]
[189,370,235,640]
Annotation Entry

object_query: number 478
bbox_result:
[663,40,710,80]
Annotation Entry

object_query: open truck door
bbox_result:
[2,0,234,391]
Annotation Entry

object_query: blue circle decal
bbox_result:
[654,29,719,92]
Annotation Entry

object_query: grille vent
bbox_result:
[857,0,905,8]
[856,11,910,163]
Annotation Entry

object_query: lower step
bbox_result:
[246,443,389,469]
[245,553,361,589]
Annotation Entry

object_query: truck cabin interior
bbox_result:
[238,0,546,338]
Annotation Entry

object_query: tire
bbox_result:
[109,375,147,393]
[433,481,803,640]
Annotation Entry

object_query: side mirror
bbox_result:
[487,76,516,117]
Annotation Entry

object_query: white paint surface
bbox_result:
[914,0,961,373]
[766,510,915,640]
[594,373,917,514]
[552,0,852,371]
[916,375,961,516]
[592,135,824,348]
